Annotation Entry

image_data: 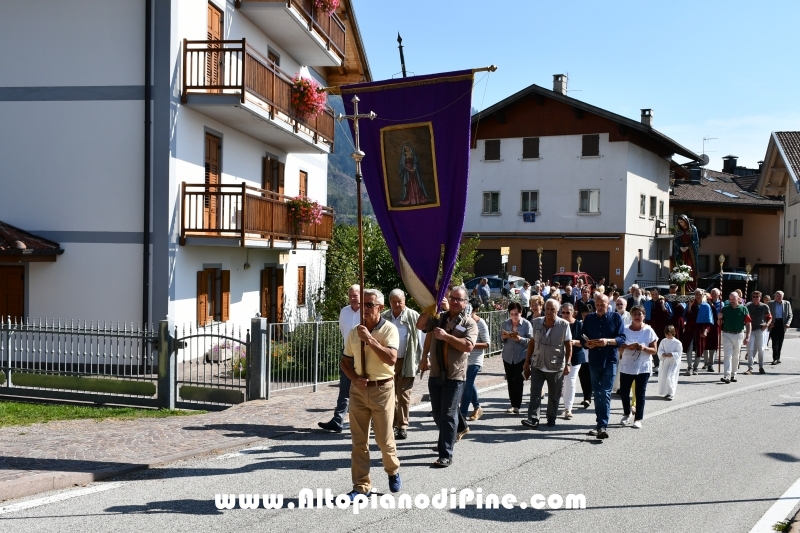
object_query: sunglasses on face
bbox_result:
[364,302,380,309]
[561,311,572,315]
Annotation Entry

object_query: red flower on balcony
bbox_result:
[314,0,340,16]
[287,195,323,235]
[291,74,328,120]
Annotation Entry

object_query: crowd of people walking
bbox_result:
[318,279,792,500]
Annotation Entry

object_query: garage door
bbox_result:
[570,251,609,282]
[473,249,502,278]
[521,249,557,283]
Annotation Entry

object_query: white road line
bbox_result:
[749,477,800,533]
[409,382,508,412]
[216,445,271,460]
[647,375,800,420]
[0,482,123,515]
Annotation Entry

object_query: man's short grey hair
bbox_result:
[480,278,488,283]
[348,284,360,294]
[594,293,609,303]
[451,286,468,299]
[630,284,640,291]
[776,290,784,297]
[544,299,559,310]
[363,288,384,305]
[388,288,405,301]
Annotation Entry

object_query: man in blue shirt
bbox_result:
[478,278,490,309]
[581,293,626,439]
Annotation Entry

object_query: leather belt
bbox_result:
[366,378,392,387]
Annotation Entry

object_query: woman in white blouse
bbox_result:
[619,305,659,429]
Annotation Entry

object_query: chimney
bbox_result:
[758,160,764,173]
[688,163,702,184]
[553,74,567,95]
[640,109,653,127]
[722,155,738,174]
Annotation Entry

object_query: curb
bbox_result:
[2,373,509,503]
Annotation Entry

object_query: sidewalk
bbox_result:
[0,355,508,502]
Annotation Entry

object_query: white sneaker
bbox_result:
[632,420,642,429]
[620,416,631,426]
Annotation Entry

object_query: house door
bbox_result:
[261,267,285,324]
[207,2,224,92]
[204,132,220,229]
[0,266,24,322]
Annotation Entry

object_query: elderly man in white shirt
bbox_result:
[319,284,362,433]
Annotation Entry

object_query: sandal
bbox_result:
[432,458,452,468]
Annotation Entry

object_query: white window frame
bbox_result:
[482,191,500,215]
[578,190,600,215]
[520,190,539,214]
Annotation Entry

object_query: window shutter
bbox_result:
[731,219,744,236]
[276,269,285,323]
[297,266,306,306]
[221,270,230,322]
[522,137,539,159]
[582,134,599,156]
[260,268,270,318]
[484,140,500,160]
[197,270,209,326]
[262,156,271,192]
[299,171,308,197]
[277,162,285,196]
[207,3,223,90]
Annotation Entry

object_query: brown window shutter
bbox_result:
[262,156,271,192]
[297,266,306,306]
[731,219,744,236]
[197,270,209,326]
[299,171,308,197]
[221,270,230,322]
[582,134,600,156]
[484,139,500,160]
[522,137,540,159]
[260,268,270,318]
[278,162,285,196]
[276,268,285,323]
[207,3,223,90]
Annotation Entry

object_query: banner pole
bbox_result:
[338,95,376,378]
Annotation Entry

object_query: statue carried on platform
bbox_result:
[672,214,699,292]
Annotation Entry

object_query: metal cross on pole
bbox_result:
[337,95,376,378]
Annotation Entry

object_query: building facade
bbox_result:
[465,76,700,290]
[0,0,370,327]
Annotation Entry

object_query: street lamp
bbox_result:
[745,262,752,299]
[577,255,582,274]
[537,245,543,284]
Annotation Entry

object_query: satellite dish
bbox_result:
[700,154,710,166]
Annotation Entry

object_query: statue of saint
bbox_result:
[673,214,700,291]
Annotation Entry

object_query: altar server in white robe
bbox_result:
[657,325,683,400]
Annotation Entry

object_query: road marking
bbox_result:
[647,375,800,420]
[217,445,271,460]
[409,382,507,412]
[0,482,123,515]
[749,477,800,533]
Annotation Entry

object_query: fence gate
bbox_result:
[0,318,159,407]
[172,322,250,410]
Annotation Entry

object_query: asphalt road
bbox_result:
[2,341,800,533]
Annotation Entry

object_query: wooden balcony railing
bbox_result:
[235,0,346,60]
[181,39,335,146]
[180,182,334,246]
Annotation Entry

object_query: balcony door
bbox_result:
[261,267,285,324]
[0,266,24,323]
[207,2,223,92]
[262,155,285,195]
[204,132,221,230]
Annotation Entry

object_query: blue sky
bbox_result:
[352,0,799,169]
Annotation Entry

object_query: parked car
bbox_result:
[550,272,595,288]
[697,272,755,291]
[465,275,527,298]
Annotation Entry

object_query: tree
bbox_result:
[315,223,482,320]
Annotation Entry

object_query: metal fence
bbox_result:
[0,318,159,407]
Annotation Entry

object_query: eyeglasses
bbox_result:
[449,297,467,302]
[616,303,625,307]
[364,302,381,309]
[561,311,572,315]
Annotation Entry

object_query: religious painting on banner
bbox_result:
[340,70,474,313]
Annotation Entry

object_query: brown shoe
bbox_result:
[456,427,470,442]
[469,407,483,421]
[744,369,753,375]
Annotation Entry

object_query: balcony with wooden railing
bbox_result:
[234,0,346,66]
[181,39,335,153]
[180,182,334,247]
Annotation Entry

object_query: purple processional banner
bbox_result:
[340,70,474,313]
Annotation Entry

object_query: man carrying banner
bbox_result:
[420,287,478,467]
[341,289,402,497]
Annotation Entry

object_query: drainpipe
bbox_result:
[142,0,152,327]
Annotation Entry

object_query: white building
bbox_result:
[0,0,371,327]
[465,75,701,290]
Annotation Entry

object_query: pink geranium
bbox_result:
[314,0,339,16]
[291,74,328,120]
